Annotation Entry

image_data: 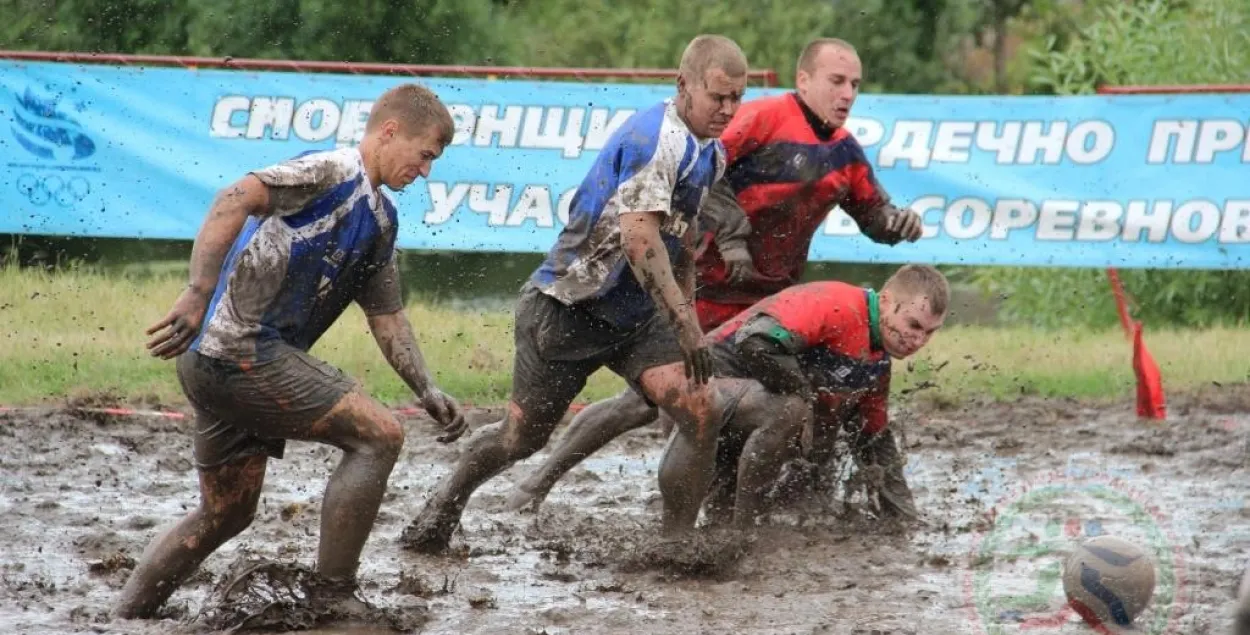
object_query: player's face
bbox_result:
[796,46,862,128]
[379,122,445,191]
[880,294,944,359]
[680,67,747,139]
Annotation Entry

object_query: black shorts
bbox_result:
[511,283,685,420]
[176,347,357,469]
[709,341,756,381]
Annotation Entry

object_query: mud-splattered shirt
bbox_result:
[530,99,726,329]
[191,147,403,363]
[708,280,892,435]
[695,92,893,305]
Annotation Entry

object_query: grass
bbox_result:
[1,264,1245,409]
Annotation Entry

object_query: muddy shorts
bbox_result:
[511,283,685,419]
[175,347,357,469]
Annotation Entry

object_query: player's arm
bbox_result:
[145,174,272,359]
[620,211,712,383]
[855,385,890,440]
[615,126,715,383]
[673,217,698,301]
[701,180,759,283]
[706,106,769,282]
[732,314,815,402]
[841,148,923,245]
[358,257,467,443]
[860,367,894,440]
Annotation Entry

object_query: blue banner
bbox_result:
[2,60,1247,269]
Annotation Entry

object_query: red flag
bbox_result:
[1132,320,1167,420]
[1107,269,1166,421]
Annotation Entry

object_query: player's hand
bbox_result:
[675,314,715,385]
[884,207,924,243]
[423,388,467,443]
[145,287,211,360]
[725,255,763,285]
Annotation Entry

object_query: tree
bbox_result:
[967,0,1250,328]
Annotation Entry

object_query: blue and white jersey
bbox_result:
[191,147,400,363]
[531,99,726,328]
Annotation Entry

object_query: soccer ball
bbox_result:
[1062,535,1157,629]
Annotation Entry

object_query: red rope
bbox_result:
[0,403,587,420]
[0,49,780,86]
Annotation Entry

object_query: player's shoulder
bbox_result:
[250,147,363,190]
[789,279,861,299]
[830,125,869,157]
[609,100,696,170]
[747,91,798,116]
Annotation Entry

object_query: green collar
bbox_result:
[866,288,883,351]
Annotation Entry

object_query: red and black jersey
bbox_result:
[696,92,892,306]
[709,280,892,435]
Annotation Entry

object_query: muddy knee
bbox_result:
[356,414,405,459]
[496,407,561,462]
[216,505,257,539]
[197,492,259,541]
[375,416,405,456]
[618,389,660,421]
[500,427,550,462]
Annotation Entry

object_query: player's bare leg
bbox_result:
[505,387,658,512]
[700,412,753,527]
[295,390,407,582]
[402,399,567,553]
[114,388,404,619]
[114,456,267,619]
[644,363,728,536]
[1235,566,1250,635]
[732,394,810,526]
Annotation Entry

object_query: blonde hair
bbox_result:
[366,83,455,146]
[883,264,950,316]
[678,34,749,84]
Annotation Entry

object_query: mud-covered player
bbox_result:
[398,34,753,552]
[697,265,949,525]
[115,84,467,619]
[505,37,925,513]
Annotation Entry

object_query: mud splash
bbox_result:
[2,387,1248,634]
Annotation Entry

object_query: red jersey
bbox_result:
[709,280,891,435]
[696,93,892,306]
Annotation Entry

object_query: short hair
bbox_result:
[797,38,858,74]
[366,83,455,146]
[882,264,950,316]
[678,34,749,84]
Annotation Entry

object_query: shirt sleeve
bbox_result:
[856,380,890,436]
[354,253,404,317]
[719,100,771,165]
[761,291,857,352]
[838,137,893,227]
[611,120,687,217]
[699,179,753,262]
[249,151,358,217]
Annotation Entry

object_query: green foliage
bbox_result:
[493,0,982,93]
[1026,0,1250,94]
[965,267,1249,329]
[0,0,518,65]
[968,0,1250,329]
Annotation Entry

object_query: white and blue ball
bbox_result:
[1062,535,1157,629]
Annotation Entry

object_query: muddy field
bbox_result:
[3,386,1250,635]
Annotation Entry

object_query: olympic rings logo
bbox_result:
[17,174,91,207]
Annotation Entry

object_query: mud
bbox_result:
[3,386,1249,634]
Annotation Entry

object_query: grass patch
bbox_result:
[1,264,1243,408]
